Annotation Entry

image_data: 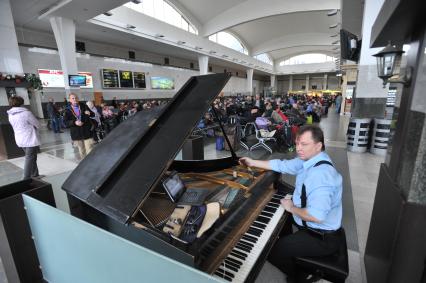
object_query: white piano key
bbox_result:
[214,193,285,282]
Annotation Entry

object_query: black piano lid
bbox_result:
[62,73,231,224]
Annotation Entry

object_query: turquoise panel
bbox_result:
[23,195,223,283]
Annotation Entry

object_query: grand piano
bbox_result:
[62,73,291,282]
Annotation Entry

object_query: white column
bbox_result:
[0,0,28,106]
[352,0,387,117]
[270,75,276,89]
[246,69,254,94]
[305,75,310,91]
[198,55,209,75]
[50,17,78,95]
[323,74,328,90]
[289,75,293,91]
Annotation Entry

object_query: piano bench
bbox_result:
[294,228,349,283]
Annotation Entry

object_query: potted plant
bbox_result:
[25,73,43,92]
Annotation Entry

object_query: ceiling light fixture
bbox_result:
[103,12,112,16]
[221,54,229,58]
[126,24,136,29]
[209,51,217,54]
[327,9,338,16]
[330,33,339,38]
[329,23,339,28]
[154,34,164,38]
[195,46,203,50]
[177,41,186,45]
[332,40,339,45]
[131,0,142,4]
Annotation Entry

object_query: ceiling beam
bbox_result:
[200,0,339,36]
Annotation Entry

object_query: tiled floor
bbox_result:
[0,108,384,283]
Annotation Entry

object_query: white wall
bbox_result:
[275,61,335,75]
[19,46,261,102]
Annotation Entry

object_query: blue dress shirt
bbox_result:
[269,151,342,230]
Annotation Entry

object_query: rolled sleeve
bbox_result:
[269,158,303,175]
[306,187,333,222]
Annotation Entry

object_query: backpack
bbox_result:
[255,117,270,130]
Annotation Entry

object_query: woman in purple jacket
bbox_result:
[7,96,41,179]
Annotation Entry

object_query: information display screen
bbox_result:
[133,72,146,88]
[151,77,175,90]
[119,70,134,88]
[38,69,93,88]
[102,69,119,88]
[69,75,86,87]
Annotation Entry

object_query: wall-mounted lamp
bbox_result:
[373,42,411,87]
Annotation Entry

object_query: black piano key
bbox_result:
[270,198,281,204]
[237,240,253,250]
[239,239,255,248]
[256,216,271,224]
[231,250,247,260]
[247,227,262,237]
[264,206,277,213]
[225,256,243,266]
[224,259,241,269]
[236,243,251,253]
[215,271,233,281]
[217,267,235,278]
[268,202,279,208]
[221,262,239,273]
[260,211,274,218]
[252,221,267,229]
[242,234,258,243]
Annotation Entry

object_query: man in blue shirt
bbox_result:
[239,125,343,281]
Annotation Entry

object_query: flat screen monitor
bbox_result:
[151,77,175,90]
[69,75,86,87]
[340,29,360,62]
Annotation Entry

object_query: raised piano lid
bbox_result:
[62,73,231,224]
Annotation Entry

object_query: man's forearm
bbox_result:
[250,160,272,170]
[289,206,320,223]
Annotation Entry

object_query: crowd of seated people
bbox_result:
[195,93,336,151]
[87,98,170,141]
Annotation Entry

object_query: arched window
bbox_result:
[208,32,248,55]
[254,53,273,65]
[279,53,336,66]
[124,0,198,34]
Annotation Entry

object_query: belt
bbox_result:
[296,224,341,234]
[310,227,341,234]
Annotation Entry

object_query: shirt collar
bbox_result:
[302,151,329,170]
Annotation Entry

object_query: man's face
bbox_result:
[69,95,78,105]
[296,131,322,160]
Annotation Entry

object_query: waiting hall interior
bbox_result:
[0,0,425,283]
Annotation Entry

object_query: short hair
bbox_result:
[68,93,78,99]
[9,96,24,107]
[296,125,325,151]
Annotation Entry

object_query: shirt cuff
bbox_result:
[307,207,327,222]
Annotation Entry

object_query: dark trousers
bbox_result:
[22,146,39,179]
[50,116,60,133]
[268,226,340,279]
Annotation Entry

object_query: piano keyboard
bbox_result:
[213,192,285,282]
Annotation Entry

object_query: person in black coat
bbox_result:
[64,93,94,159]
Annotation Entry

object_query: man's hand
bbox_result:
[280,198,294,213]
[239,157,255,167]
[75,120,83,126]
[84,110,90,115]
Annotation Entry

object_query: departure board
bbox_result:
[102,69,119,88]
[133,72,146,88]
[119,70,134,88]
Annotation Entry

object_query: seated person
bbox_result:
[271,104,289,125]
[263,102,274,118]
